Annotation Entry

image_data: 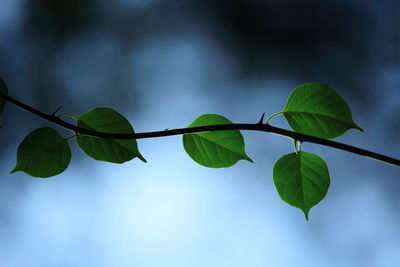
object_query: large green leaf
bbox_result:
[281,83,363,139]
[0,78,8,123]
[183,114,253,168]
[76,107,146,163]
[272,151,330,220]
[11,127,71,178]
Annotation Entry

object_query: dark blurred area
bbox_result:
[0,0,399,266]
[202,1,370,83]
[2,0,395,101]
[1,0,395,138]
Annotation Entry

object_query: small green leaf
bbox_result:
[76,107,146,163]
[11,127,71,178]
[183,114,253,168]
[281,83,363,139]
[0,78,9,123]
[272,151,330,220]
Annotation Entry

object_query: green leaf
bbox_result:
[11,127,71,178]
[272,151,330,220]
[0,78,9,123]
[76,107,146,163]
[183,114,253,168]
[281,83,363,139]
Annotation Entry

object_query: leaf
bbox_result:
[281,83,363,139]
[183,114,253,168]
[11,127,71,178]
[0,78,8,124]
[76,107,146,163]
[272,151,330,220]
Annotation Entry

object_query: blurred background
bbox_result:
[0,0,399,266]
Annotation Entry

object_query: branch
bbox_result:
[1,92,399,167]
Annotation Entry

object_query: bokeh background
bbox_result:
[1,0,400,266]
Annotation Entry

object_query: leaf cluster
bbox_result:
[0,79,372,219]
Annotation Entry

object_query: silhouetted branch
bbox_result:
[1,92,399,167]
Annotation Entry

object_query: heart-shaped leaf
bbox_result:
[273,151,330,220]
[183,114,253,168]
[76,107,146,163]
[281,83,363,139]
[0,78,8,123]
[11,127,71,178]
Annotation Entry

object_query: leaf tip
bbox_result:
[355,125,364,133]
[246,156,254,164]
[303,209,310,221]
[10,166,19,174]
[138,154,147,163]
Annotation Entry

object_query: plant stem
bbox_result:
[1,92,399,167]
